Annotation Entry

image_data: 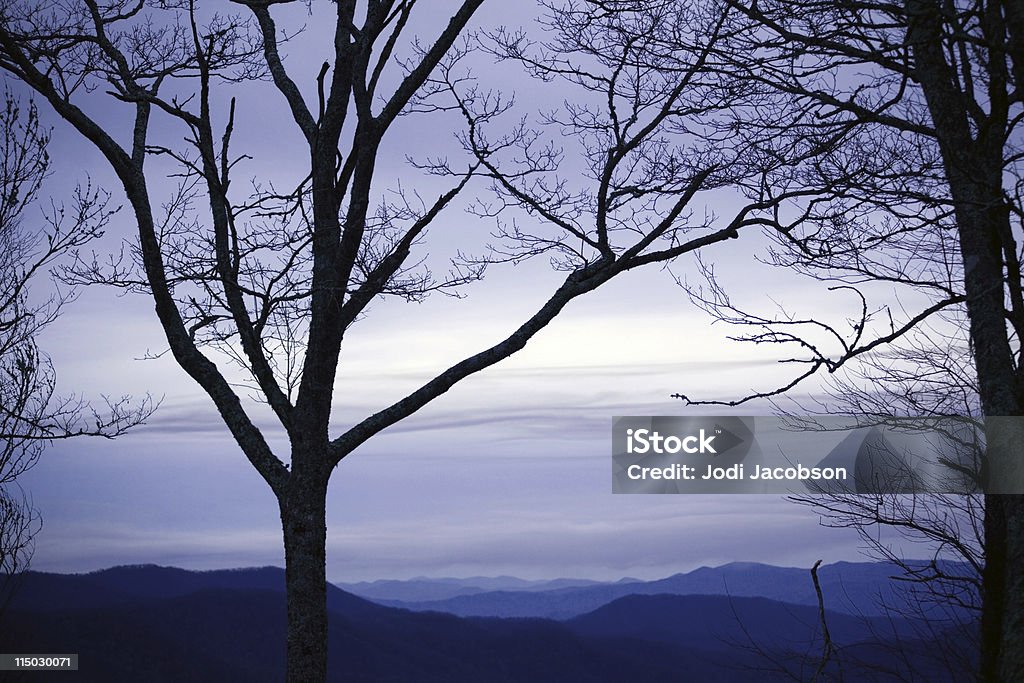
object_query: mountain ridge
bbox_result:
[1,563,971,682]
[365,559,974,619]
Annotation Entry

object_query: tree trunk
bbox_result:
[279,475,329,683]
[947,181,1024,683]
[995,495,1024,681]
[904,3,1024,677]
[935,139,1023,683]
[949,178,1024,683]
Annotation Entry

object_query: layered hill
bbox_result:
[0,564,973,682]
[368,561,970,620]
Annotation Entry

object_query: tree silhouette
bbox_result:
[669,1,1024,678]
[0,1,857,679]
[784,317,984,678]
[0,91,150,606]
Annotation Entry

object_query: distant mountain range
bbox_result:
[336,575,606,602]
[0,563,976,682]
[360,560,973,620]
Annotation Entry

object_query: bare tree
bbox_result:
[658,1,1024,679]
[0,0,868,679]
[0,90,150,605]
[0,94,50,589]
[786,320,985,678]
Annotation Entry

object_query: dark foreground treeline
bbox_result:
[0,565,975,682]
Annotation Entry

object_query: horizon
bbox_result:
[19,555,944,587]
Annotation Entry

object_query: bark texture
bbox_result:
[906,1,1024,679]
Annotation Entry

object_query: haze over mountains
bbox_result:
[1,561,976,682]
[337,575,607,603]
[341,561,951,619]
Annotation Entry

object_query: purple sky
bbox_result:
[12,1,909,583]
[24,268,875,582]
